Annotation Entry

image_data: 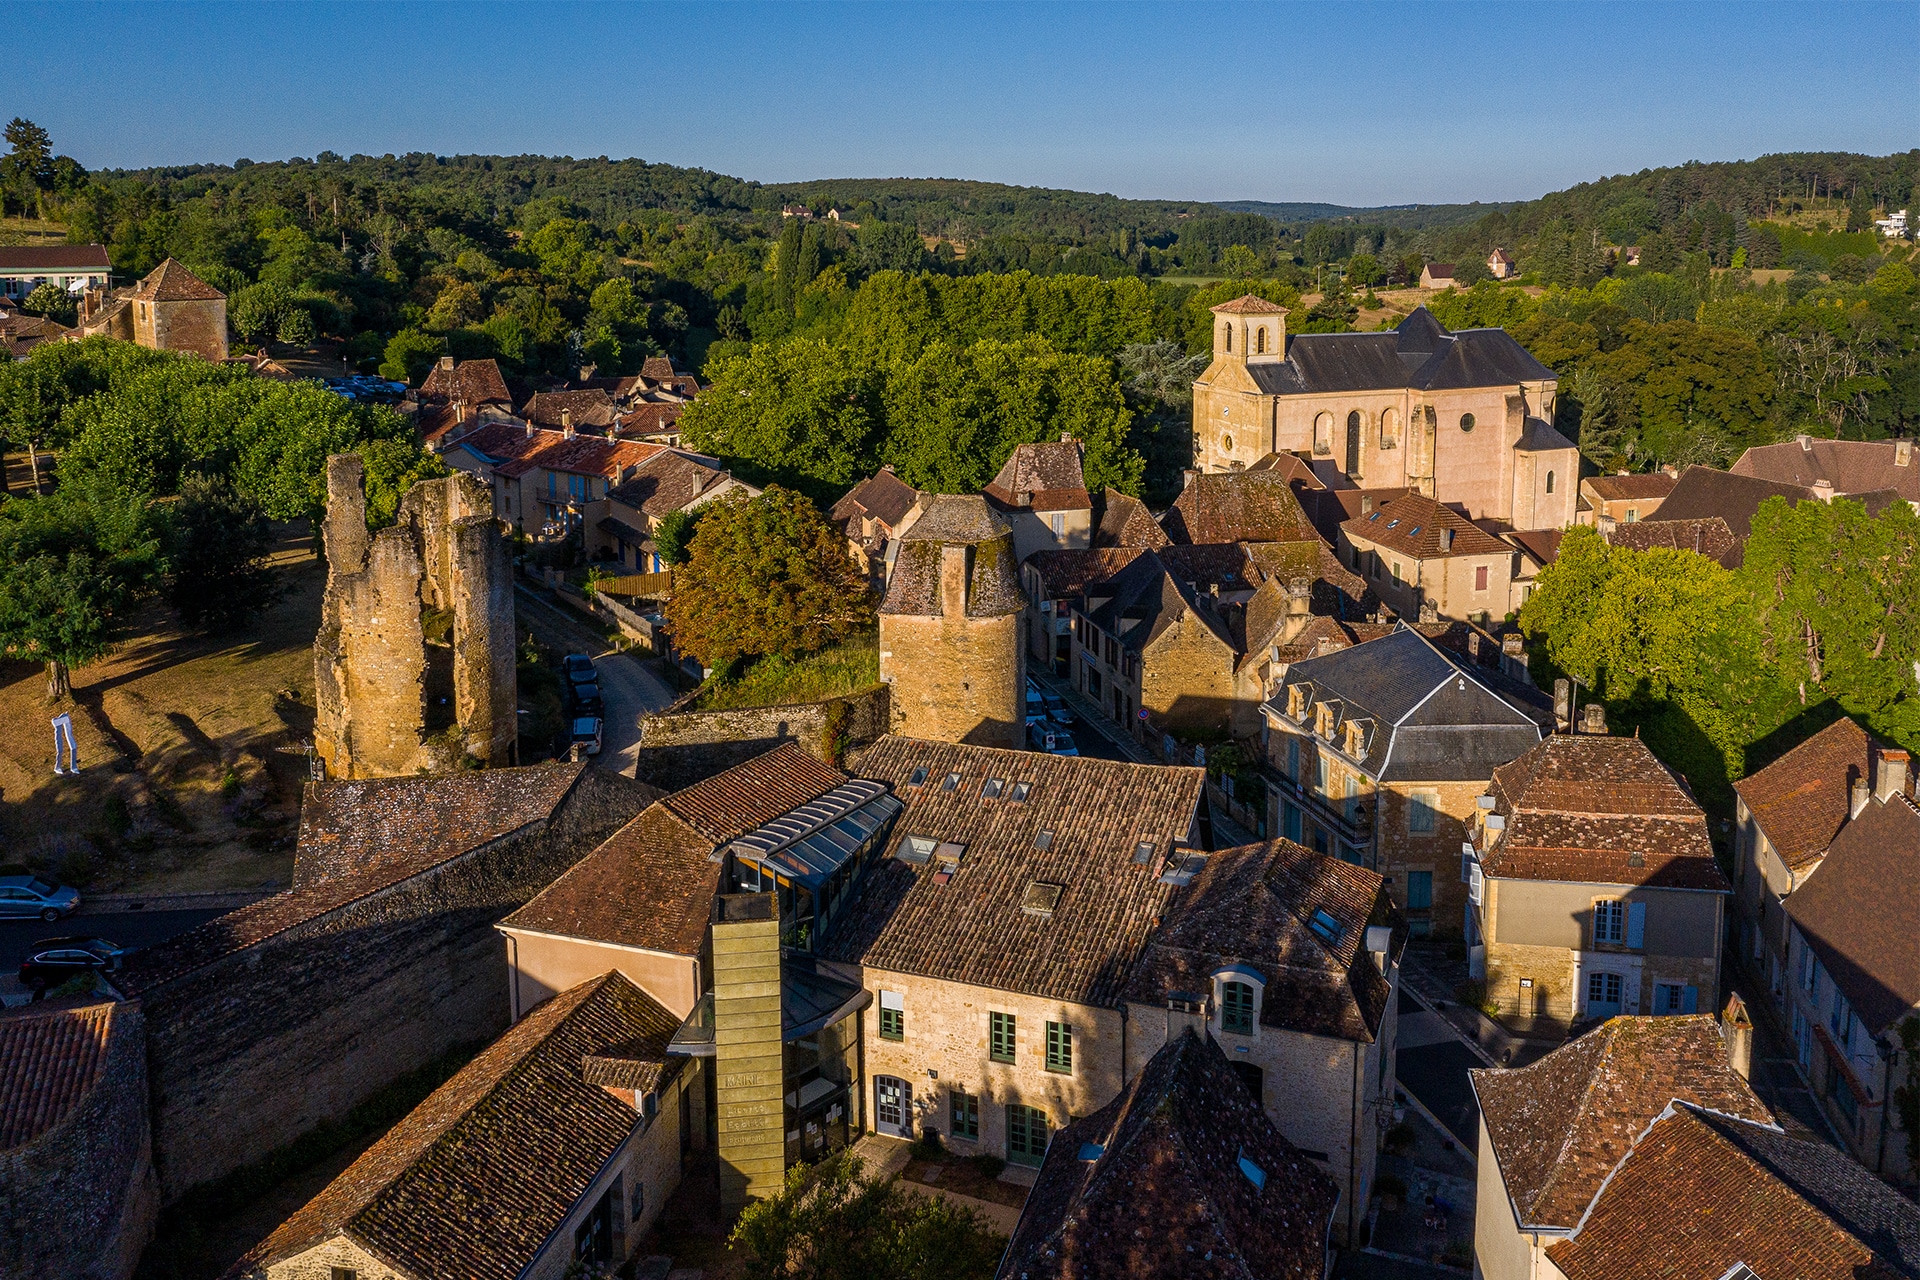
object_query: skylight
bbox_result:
[1386,519,1400,529]
[898,835,937,865]
[941,772,961,791]
[1132,839,1157,865]
[1009,781,1032,802]
[981,778,1004,799]
[908,766,929,787]
[1408,525,1422,536]
[1367,512,1381,522]
[1022,881,1064,916]
[1238,1153,1267,1190]
[1034,829,1054,850]
[1077,1142,1106,1161]
[1308,909,1343,945]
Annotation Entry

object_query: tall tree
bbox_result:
[0,489,159,699]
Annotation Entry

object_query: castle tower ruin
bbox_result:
[314,454,516,779]
[878,494,1025,749]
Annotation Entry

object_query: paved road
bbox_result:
[1027,667,1148,765]
[514,586,676,777]
[0,907,229,971]
[1396,988,1488,1153]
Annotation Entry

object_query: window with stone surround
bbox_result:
[990,1011,1016,1063]
[950,1089,979,1139]
[1045,1021,1073,1073]
[1407,790,1439,834]
[1222,980,1255,1035]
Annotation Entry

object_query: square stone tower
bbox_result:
[878,494,1025,749]
[129,258,228,362]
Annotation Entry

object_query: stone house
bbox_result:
[520,387,617,433]
[1263,625,1546,931]
[1121,838,1404,1242]
[1733,434,1920,512]
[0,294,69,358]
[588,449,760,572]
[982,437,1094,561]
[1578,471,1676,534]
[0,1000,155,1280]
[820,737,1207,1173]
[831,466,927,586]
[75,258,228,362]
[1418,263,1456,289]
[1191,301,1576,533]
[0,242,110,298]
[230,972,687,1280]
[1469,1015,1773,1280]
[1468,734,1729,1031]
[1487,248,1516,279]
[419,354,514,409]
[998,1030,1339,1280]
[1340,491,1522,621]
[117,762,653,1200]
[878,495,1026,750]
[1615,464,1821,568]
[1777,782,1920,1180]
[490,428,662,538]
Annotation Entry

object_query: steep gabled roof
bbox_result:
[1545,1104,1920,1280]
[983,439,1090,512]
[999,1031,1336,1280]
[1607,515,1741,566]
[1653,465,1817,549]
[1124,839,1404,1042]
[130,257,224,302]
[236,973,680,1280]
[521,388,616,430]
[1343,492,1511,559]
[1470,1016,1770,1231]
[0,244,112,271]
[825,738,1206,1007]
[1733,717,1872,869]
[605,449,730,520]
[1092,488,1170,550]
[1084,550,1234,656]
[1783,792,1920,1037]
[1733,437,1920,503]
[1165,470,1318,545]
[420,358,512,407]
[830,467,922,531]
[1584,472,1677,503]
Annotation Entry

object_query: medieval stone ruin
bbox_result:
[314,454,516,779]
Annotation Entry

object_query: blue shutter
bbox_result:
[1682,985,1698,1014]
[1626,902,1646,949]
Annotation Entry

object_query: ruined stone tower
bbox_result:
[878,494,1025,749]
[314,454,516,779]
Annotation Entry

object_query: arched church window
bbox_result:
[1546,470,1555,494]
[1255,327,1267,354]
[1223,323,1232,353]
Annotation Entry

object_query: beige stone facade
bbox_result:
[1343,530,1514,622]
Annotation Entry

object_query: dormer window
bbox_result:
[1314,703,1334,740]
[1308,909,1344,945]
[941,772,961,791]
[1343,721,1365,757]
[1222,980,1255,1034]
[1286,686,1305,719]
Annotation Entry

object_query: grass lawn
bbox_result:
[688,636,880,712]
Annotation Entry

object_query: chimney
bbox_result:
[1181,468,1197,490]
[1812,478,1835,502]
[1722,993,1754,1080]
[524,419,536,438]
[940,544,971,618]
[1418,598,1438,624]
[1850,778,1870,819]
[1554,678,1572,731]
[1366,924,1393,975]
[1798,434,1813,451]
[1439,527,1454,552]
[1580,702,1608,735]
[1360,494,1374,516]
[437,355,455,373]
[1896,440,1913,467]
[1877,749,1910,801]
[1313,635,1340,657]
[561,409,575,440]
[1502,633,1524,657]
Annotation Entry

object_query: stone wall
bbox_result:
[315,455,516,779]
[138,297,228,362]
[879,610,1024,749]
[0,1003,158,1280]
[632,684,889,791]
[141,770,648,1200]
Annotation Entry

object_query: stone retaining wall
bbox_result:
[633,685,889,790]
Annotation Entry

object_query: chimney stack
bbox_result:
[1850,778,1870,819]
[1877,749,1910,801]
[561,409,575,439]
[1554,678,1571,732]
[939,544,971,618]
[1418,598,1438,624]
[1581,703,1608,735]
[1360,494,1374,516]
[1722,993,1754,1080]
[1897,440,1913,467]
[437,355,455,373]
[1798,434,1813,452]
[1181,468,1197,490]
[1440,527,1454,551]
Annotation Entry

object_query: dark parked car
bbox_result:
[569,682,604,717]
[1042,692,1073,725]
[0,869,80,921]
[19,936,124,994]
[561,654,597,687]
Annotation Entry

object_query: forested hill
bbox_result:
[1216,199,1508,230]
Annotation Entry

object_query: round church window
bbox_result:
[1460,413,1475,432]
[1222,434,1234,453]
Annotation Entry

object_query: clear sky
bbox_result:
[10,1,1916,207]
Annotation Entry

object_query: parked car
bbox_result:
[1027,721,1080,757]
[561,653,596,687]
[569,682,604,717]
[0,869,80,921]
[1042,692,1073,725]
[18,936,123,993]
[567,716,604,757]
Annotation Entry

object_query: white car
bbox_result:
[568,716,604,756]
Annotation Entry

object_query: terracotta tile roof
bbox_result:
[1607,516,1740,566]
[831,467,923,531]
[1343,492,1510,559]
[1092,488,1170,550]
[640,356,677,379]
[1246,451,1323,486]
[1733,718,1872,869]
[1783,793,1920,1036]
[236,973,680,1280]
[1654,464,1817,540]
[1025,547,1146,600]
[0,309,69,357]
[880,497,1024,618]
[606,450,729,520]
[1470,1015,1771,1230]
[0,244,112,271]
[1584,472,1678,503]
[1506,528,1563,567]
[0,1001,117,1149]
[1479,736,1726,890]
[522,388,616,431]
[501,745,847,956]
[983,440,1091,512]
[1125,840,1403,1042]
[613,401,686,437]
[130,257,223,302]
[494,432,661,481]
[1733,437,1920,504]
[420,358,512,407]
[1298,486,1409,545]
[1000,1030,1336,1280]
[1165,471,1318,546]
[1546,1104,1920,1280]
[1210,294,1291,315]
[824,737,1206,1007]
[443,420,550,464]
[124,765,652,994]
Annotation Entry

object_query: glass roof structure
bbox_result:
[725,778,903,891]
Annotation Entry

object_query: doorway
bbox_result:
[1586,971,1624,1018]
[875,1076,913,1139]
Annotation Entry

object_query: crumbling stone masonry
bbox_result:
[315,454,516,778]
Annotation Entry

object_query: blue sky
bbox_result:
[9,2,1915,206]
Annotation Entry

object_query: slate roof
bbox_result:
[1091,488,1170,550]
[235,973,679,1280]
[1268,626,1543,782]
[0,244,112,271]
[1343,492,1511,559]
[825,737,1207,1007]
[1607,515,1740,566]
[125,765,652,994]
[501,745,845,956]
[1469,1015,1771,1231]
[1165,470,1319,545]
[999,1030,1336,1280]
[420,358,512,407]
[1546,1103,1920,1280]
[130,257,223,302]
[830,467,922,531]
[0,1001,117,1149]
[606,450,728,520]
[1783,792,1920,1037]
[1125,839,1404,1043]
[984,439,1091,511]
[1734,437,1920,504]
[880,496,1023,618]
[1584,472,1677,503]
[522,388,617,431]
[1733,717,1873,869]
[1479,735,1727,891]
[1237,307,1551,398]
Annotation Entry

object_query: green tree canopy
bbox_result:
[0,487,159,698]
